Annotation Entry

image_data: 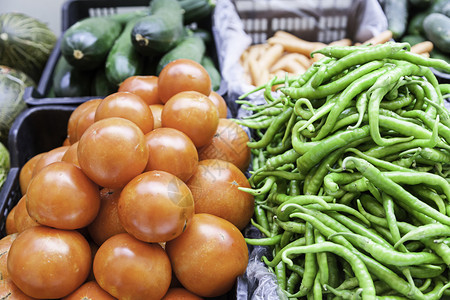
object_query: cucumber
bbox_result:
[156,35,206,75]
[105,18,145,86]
[177,0,216,24]
[92,67,117,96]
[52,55,92,97]
[406,11,428,36]
[107,9,150,24]
[383,0,409,39]
[131,0,185,55]
[61,17,122,70]
[201,55,221,91]
[423,13,450,54]
[401,34,426,46]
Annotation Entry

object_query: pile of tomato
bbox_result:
[0,59,254,300]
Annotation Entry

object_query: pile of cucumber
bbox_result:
[380,0,450,69]
[52,0,220,97]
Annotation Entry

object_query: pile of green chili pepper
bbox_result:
[234,41,450,300]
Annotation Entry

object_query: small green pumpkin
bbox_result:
[0,12,56,82]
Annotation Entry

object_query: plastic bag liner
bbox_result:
[212,0,388,118]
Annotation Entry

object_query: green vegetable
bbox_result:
[176,0,216,24]
[92,67,117,96]
[131,0,185,55]
[0,65,33,144]
[52,55,92,97]
[61,17,123,70]
[156,35,205,74]
[423,12,450,54]
[0,12,56,82]
[401,34,426,45]
[105,18,145,86]
[201,55,221,91]
[383,0,409,39]
[0,141,9,190]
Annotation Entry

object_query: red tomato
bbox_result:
[61,141,80,167]
[62,281,115,300]
[158,59,211,103]
[93,233,172,300]
[7,226,92,299]
[0,233,17,279]
[165,213,249,298]
[13,196,39,233]
[94,91,154,134]
[118,75,162,105]
[186,159,254,230]
[26,161,101,230]
[162,287,203,300]
[32,146,69,177]
[0,278,37,300]
[88,188,126,246]
[149,103,164,129]
[67,99,103,145]
[118,170,195,243]
[73,99,103,143]
[161,91,219,148]
[198,118,251,172]
[77,117,148,189]
[5,206,17,235]
[144,127,198,182]
[19,152,45,195]
[208,91,228,118]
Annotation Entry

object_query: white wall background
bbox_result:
[0,0,67,35]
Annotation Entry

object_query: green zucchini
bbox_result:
[156,35,206,75]
[406,11,428,36]
[177,0,216,24]
[201,55,221,91]
[92,67,117,96]
[423,13,450,54]
[131,0,185,55]
[105,18,145,86]
[383,0,409,39]
[401,34,426,46]
[52,55,92,97]
[61,17,123,70]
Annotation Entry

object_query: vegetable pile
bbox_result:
[53,0,220,98]
[236,41,450,299]
[0,59,251,299]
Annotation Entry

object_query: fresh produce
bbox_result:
[52,55,93,97]
[177,0,216,25]
[0,66,34,145]
[61,17,123,70]
[2,59,246,298]
[131,0,185,55]
[0,141,9,190]
[0,12,56,82]
[236,42,450,298]
[423,12,450,54]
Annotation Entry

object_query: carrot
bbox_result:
[329,38,352,46]
[361,30,393,46]
[267,36,326,57]
[258,43,284,70]
[411,41,434,54]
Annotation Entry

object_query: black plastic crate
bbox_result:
[24,0,226,106]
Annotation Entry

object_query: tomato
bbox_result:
[186,159,254,230]
[62,281,115,300]
[118,170,195,243]
[88,188,126,246]
[32,146,69,177]
[26,161,101,230]
[149,103,164,129]
[158,59,211,103]
[161,91,219,148]
[7,226,92,299]
[118,75,162,105]
[0,278,37,300]
[62,141,80,167]
[93,233,172,300]
[19,152,45,195]
[208,91,228,118]
[198,118,251,172]
[77,117,148,189]
[162,287,203,300]
[5,205,17,235]
[13,196,39,233]
[144,127,198,182]
[94,91,154,134]
[165,213,248,298]
[67,99,103,145]
[0,233,17,279]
